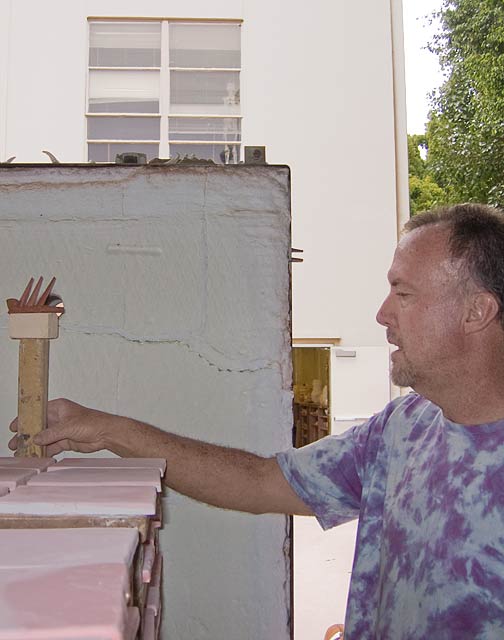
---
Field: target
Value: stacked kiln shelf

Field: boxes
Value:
[0,456,166,640]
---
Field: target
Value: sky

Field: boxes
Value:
[402,0,444,134]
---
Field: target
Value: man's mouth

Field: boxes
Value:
[387,333,401,349]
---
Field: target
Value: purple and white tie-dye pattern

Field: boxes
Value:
[277,394,504,639]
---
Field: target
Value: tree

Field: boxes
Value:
[408,134,448,214]
[426,0,504,206]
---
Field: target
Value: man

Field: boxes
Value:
[10,203,504,638]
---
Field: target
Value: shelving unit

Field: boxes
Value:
[294,402,329,448]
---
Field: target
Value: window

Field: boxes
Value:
[87,20,241,163]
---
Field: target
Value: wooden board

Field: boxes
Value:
[15,339,49,457]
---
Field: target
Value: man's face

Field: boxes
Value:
[376,225,469,394]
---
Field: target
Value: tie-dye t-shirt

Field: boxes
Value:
[277,393,504,639]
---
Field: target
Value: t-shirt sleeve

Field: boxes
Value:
[276,403,397,530]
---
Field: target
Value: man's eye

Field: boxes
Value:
[396,292,409,298]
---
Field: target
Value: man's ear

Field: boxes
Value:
[464,291,501,334]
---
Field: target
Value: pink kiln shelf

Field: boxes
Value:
[0,458,55,473]
[27,468,162,492]
[141,607,161,640]
[0,469,36,492]
[51,457,166,475]
[0,485,157,516]
[0,528,139,570]
[0,564,138,639]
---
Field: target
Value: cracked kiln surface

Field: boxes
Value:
[0,165,293,640]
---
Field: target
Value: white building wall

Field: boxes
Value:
[0,0,406,347]
[243,0,401,345]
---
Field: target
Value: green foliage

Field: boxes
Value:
[409,174,448,214]
[408,134,427,179]
[426,0,504,205]
[407,134,448,214]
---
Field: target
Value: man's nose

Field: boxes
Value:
[376,294,391,327]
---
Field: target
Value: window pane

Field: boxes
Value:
[170,142,240,164]
[89,22,161,67]
[89,69,159,113]
[89,100,159,114]
[88,117,160,140]
[170,71,239,111]
[88,142,159,162]
[169,23,240,68]
[169,117,240,142]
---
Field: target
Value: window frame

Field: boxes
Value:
[86,18,242,163]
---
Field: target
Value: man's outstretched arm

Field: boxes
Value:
[9,398,313,517]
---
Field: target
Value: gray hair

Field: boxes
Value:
[405,203,504,327]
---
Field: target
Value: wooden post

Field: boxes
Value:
[6,277,63,458]
[16,339,49,457]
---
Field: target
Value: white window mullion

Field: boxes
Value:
[159,20,170,158]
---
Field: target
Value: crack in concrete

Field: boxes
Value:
[0,315,285,376]
[282,516,293,635]
[59,324,276,375]
[0,217,143,223]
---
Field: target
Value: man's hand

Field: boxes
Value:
[9,398,112,457]
[9,398,313,518]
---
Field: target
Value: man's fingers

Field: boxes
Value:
[8,433,64,455]
[9,430,66,454]
[45,442,68,457]
[9,418,18,433]
[33,428,63,447]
